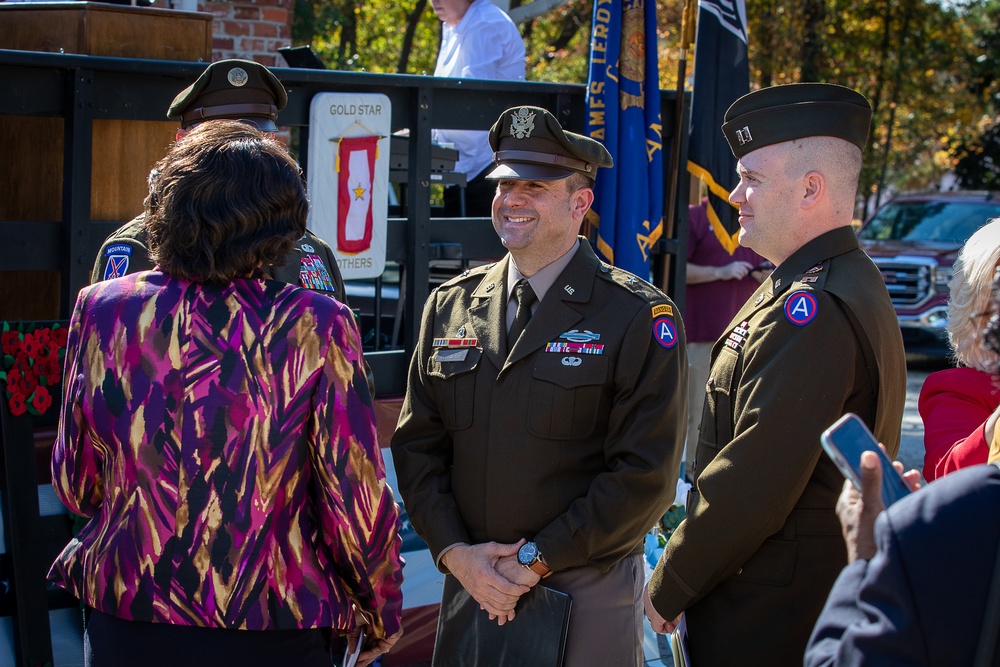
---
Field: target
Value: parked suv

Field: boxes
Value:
[857,191,1000,356]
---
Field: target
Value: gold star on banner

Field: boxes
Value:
[353,183,366,200]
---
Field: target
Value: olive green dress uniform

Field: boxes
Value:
[646,226,906,665]
[392,239,686,571]
[91,216,348,302]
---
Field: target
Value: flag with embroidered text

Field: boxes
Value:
[585,0,663,279]
[337,135,378,254]
[687,0,749,255]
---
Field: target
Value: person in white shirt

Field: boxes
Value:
[431,0,526,216]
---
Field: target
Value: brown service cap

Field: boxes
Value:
[722,83,872,158]
[485,106,613,181]
[167,59,288,132]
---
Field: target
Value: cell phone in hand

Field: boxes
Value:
[820,413,911,507]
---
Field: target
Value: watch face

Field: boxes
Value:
[517,542,539,565]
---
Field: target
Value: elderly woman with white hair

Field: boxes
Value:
[919,217,1000,480]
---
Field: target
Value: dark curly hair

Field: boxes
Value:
[145,120,308,283]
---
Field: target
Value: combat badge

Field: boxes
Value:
[103,244,132,281]
[784,291,819,326]
[652,317,678,349]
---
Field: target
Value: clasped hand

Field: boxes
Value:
[441,539,539,626]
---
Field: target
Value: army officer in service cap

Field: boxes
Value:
[644,83,907,665]
[391,106,687,666]
[91,59,348,308]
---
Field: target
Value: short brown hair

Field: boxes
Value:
[565,172,595,192]
[145,120,308,282]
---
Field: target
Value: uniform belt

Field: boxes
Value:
[781,508,842,538]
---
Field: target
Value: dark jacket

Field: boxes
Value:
[91,215,347,303]
[647,226,907,665]
[807,463,1000,666]
[391,239,688,572]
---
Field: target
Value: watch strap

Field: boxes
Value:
[528,559,552,578]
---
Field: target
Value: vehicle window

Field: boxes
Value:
[858,201,1000,244]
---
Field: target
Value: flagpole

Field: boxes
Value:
[660,0,697,294]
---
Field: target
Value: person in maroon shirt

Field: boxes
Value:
[683,196,768,479]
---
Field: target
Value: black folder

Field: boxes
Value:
[431,575,572,667]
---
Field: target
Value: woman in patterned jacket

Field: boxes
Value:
[48,121,403,666]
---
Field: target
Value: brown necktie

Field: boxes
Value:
[507,279,537,353]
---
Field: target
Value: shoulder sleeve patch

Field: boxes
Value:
[652,316,679,348]
[784,290,819,326]
[652,303,673,318]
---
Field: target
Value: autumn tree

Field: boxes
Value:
[291,0,995,205]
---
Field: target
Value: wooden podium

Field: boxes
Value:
[0,2,212,320]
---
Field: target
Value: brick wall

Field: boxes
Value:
[200,0,293,67]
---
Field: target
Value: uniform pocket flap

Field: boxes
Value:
[427,346,483,380]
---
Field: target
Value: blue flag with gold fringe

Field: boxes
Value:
[687,0,749,255]
[585,0,663,278]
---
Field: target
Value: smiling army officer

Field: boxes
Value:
[91,60,347,305]
[644,83,907,665]
[391,106,687,666]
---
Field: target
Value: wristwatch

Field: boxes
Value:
[517,541,552,578]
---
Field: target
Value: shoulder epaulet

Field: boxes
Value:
[102,215,148,245]
[439,263,494,289]
[791,261,830,290]
[599,263,670,303]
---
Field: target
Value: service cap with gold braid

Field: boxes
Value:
[722,83,872,158]
[485,106,613,181]
[167,59,288,132]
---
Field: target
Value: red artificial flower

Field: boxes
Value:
[34,328,51,348]
[6,368,23,388]
[39,359,60,385]
[14,351,31,371]
[21,370,38,393]
[1,330,19,355]
[31,385,53,414]
[9,392,27,416]
[22,332,39,357]
[51,327,69,347]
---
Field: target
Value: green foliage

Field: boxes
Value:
[954,118,1000,189]
[293,0,999,202]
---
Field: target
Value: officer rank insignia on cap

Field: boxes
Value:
[510,108,535,138]
[722,83,872,159]
[227,67,249,87]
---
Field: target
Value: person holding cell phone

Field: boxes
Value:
[806,273,1000,665]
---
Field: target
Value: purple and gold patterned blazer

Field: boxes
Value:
[48,271,403,639]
